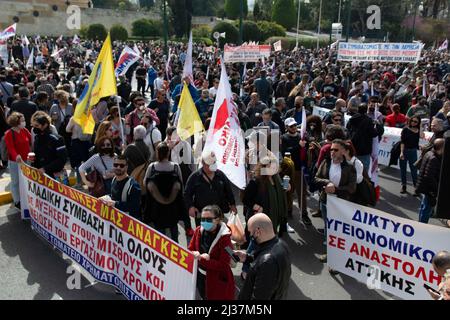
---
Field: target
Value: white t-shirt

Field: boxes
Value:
[329,162,342,187]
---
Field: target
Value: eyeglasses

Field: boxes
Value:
[113,163,126,168]
[200,217,216,222]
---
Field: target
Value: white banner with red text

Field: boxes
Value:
[327,196,450,300]
[224,44,271,63]
[19,164,197,300]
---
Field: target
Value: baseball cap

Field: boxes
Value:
[284,118,297,127]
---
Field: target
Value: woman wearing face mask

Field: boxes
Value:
[78,137,116,196]
[31,111,67,178]
[4,112,31,209]
[107,106,129,153]
[399,116,424,195]
[188,205,235,300]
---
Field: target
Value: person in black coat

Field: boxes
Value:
[416,138,444,224]
[31,112,67,178]
[346,104,380,172]
[235,213,291,300]
[9,87,38,131]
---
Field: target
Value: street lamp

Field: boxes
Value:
[295,0,310,49]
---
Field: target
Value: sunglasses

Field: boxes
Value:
[200,217,216,222]
[113,163,126,168]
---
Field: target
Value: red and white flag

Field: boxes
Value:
[203,59,246,189]
[182,31,194,84]
[0,23,16,40]
[115,46,141,77]
[438,39,448,51]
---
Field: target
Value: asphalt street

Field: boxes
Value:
[0,165,447,300]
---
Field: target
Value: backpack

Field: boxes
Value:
[112,177,133,202]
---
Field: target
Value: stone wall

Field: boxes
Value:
[0,0,159,37]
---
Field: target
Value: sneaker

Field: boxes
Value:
[400,185,407,194]
[302,214,312,226]
[328,267,340,275]
[318,254,327,263]
[286,223,295,233]
[312,210,322,218]
[185,228,194,237]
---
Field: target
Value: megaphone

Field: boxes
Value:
[219,32,226,38]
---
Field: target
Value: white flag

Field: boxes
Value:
[182,31,194,84]
[204,59,246,189]
[133,43,141,56]
[22,35,30,47]
[73,34,80,45]
[165,47,172,80]
[57,35,63,43]
[115,46,141,77]
[26,48,34,69]
[240,63,247,97]
[51,47,65,59]
[273,40,282,52]
[300,106,307,140]
[422,79,427,97]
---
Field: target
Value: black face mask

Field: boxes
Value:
[34,127,46,135]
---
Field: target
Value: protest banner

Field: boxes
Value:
[0,40,8,66]
[224,43,271,63]
[377,126,432,168]
[19,164,197,300]
[337,42,423,64]
[312,106,350,125]
[327,196,450,300]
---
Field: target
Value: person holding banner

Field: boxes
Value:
[31,111,67,178]
[188,205,235,300]
[4,112,31,209]
[314,139,356,264]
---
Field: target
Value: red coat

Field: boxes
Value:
[188,223,235,300]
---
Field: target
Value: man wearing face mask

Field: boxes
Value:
[322,98,347,127]
[125,95,159,144]
[234,213,291,300]
[101,154,141,220]
[407,95,430,120]
[184,151,237,227]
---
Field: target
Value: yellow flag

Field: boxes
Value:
[177,83,204,140]
[73,34,117,134]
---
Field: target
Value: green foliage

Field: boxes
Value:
[272,0,296,30]
[86,24,108,40]
[192,26,213,39]
[139,0,155,9]
[93,0,136,10]
[211,22,239,46]
[193,37,214,46]
[225,0,248,20]
[192,0,221,16]
[257,21,286,41]
[236,20,261,42]
[110,24,129,42]
[132,19,162,37]
[168,0,190,38]
[79,26,89,39]
[267,36,329,50]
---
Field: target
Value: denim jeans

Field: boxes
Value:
[357,155,371,173]
[419,194,433,224]
[320,200,328,239]
[400,148,418,186]
[8,160,20,204]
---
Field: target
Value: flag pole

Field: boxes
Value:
[117,100,127,150]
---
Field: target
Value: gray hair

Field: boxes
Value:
[133,125,147,140]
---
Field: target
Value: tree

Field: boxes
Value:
[110,24,129,41]
[139,0,155,9]
[168,0,190,38]
[212,22,239,46]
[257,21,286,41]
[132,19,161,37]
[236,21,261,42]
[225,0,248,20]
[253,2,262,21]
[272,0,296,30]
[86,24,108,40]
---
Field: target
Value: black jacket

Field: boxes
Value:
[184,168,235,215]
[33,130,67,177]
[346,113,379,156]
[416,150,442,204]
[10,99,38,130]
[238,237,291,300]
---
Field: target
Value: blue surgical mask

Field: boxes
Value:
[201,221,215,231]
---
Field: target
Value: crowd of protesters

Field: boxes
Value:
[0,34,449,300]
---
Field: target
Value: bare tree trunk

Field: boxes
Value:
[432,0,441,18]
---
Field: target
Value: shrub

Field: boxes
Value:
[192,26,213,39]
[193,37,213,46]
[238,20,261,42]
[132,19,161,37]
[86,24,108,40]
[257,21,286,41]
[211,21,239,46]
[266,36,329,50]
[110,24,128,42]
